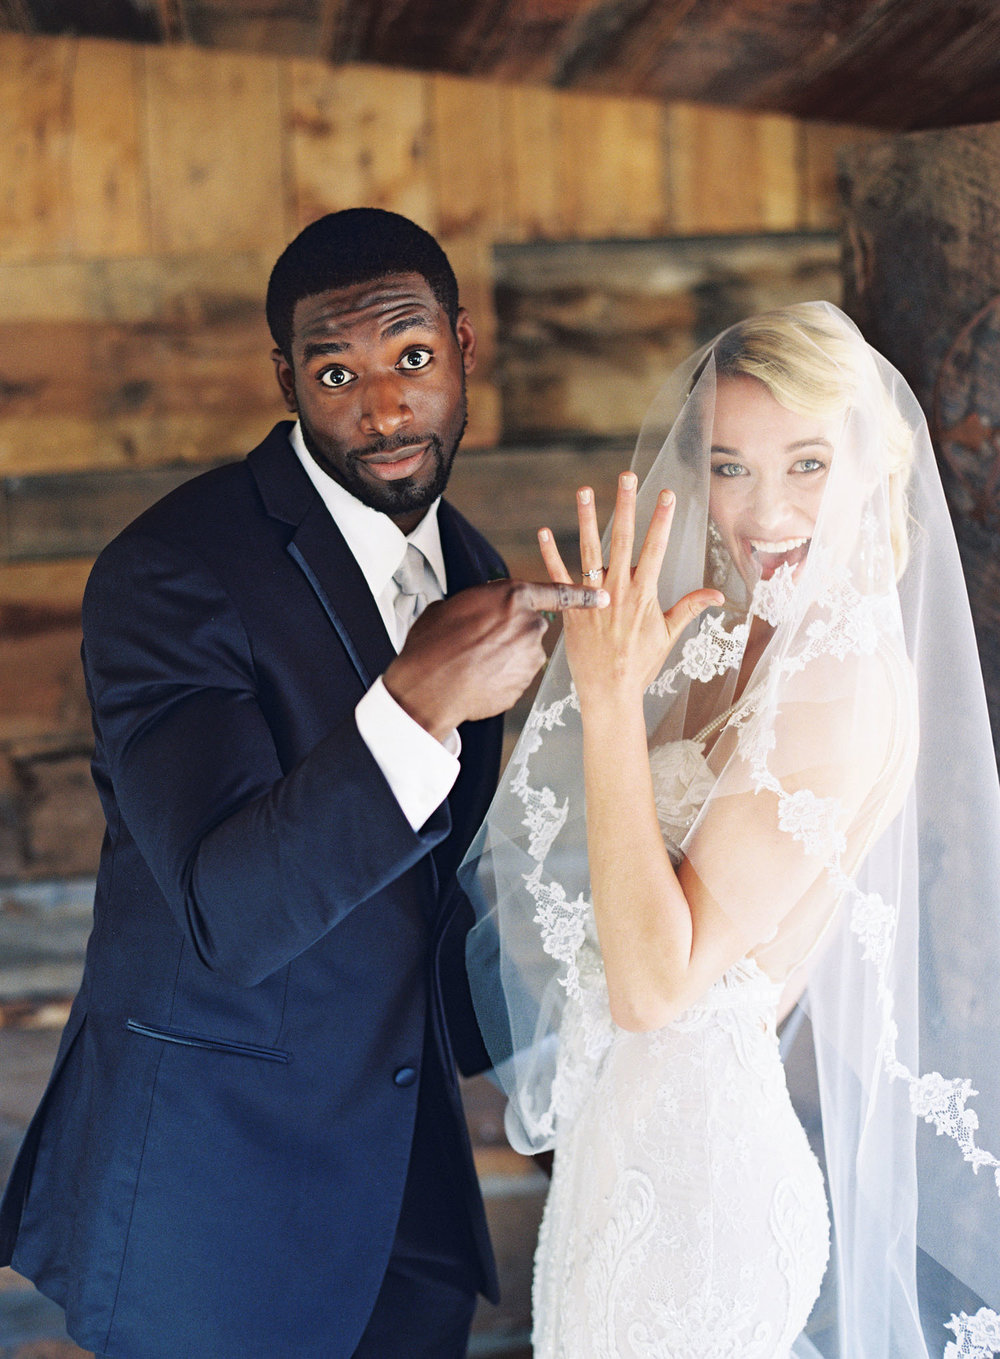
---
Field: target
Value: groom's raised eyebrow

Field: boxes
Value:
[301,339,350,360]
[381,313,435,339]
[300,315,435,363]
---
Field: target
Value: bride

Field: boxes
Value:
[462,303,1000,1358]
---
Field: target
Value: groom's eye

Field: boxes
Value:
[318,365,356,388]
[397,348,433,372]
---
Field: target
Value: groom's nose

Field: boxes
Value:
[358,373,414,438]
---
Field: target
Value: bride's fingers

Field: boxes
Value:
[633,489,676,593]
[537,527,574,585]
[662,587,725,641]
[576,488,604,578]
[604,472,637,591]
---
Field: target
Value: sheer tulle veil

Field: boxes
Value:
[460,302,1000,1357]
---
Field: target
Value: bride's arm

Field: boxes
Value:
[539,472,739,1031]
[577,662,748,1030]
[539,473,893,1032]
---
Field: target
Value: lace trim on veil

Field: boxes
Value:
[506,562,1000,1343]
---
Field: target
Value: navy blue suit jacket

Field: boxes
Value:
[0,424,504,1357]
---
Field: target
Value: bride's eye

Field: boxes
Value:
[711,461,746,478]
[794,457,826,473]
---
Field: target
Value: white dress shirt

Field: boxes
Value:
[290,423,461,830]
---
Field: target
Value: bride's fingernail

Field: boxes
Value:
[538,528,551,543]
[659,490,675,507]
[621,473,637,490]
[578,488,592,505]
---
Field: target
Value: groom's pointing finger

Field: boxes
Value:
[521,581,610,612]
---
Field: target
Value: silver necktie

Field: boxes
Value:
[392,542,433,643]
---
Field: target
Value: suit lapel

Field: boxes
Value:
[247,424,395,690]
[248,429,503,898]
[436,501,506,891]
[438,499,500,598]
[287,504,396,689]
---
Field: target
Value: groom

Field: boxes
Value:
[0,209,603,1358]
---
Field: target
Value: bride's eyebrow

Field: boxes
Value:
[787,437,834,452]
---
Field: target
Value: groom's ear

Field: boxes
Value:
[455,308,477,376]
[272,349,298,413]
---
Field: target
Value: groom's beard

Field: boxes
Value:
[297,391,468,520]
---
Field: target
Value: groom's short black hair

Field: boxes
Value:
[266,209,460,359]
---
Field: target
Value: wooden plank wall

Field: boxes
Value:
[0,31,866,888]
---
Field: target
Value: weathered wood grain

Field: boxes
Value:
[0,34,149,264]
[799,123,882,232]
[182,0,321,56]
[0,462,227,559]
[0,559,92,609]
[430,73,509,240]
[667,104,800,234]
[142,44,287,255]
[558,90,668,239]
[0,310,279,476]
[19,751,103,879]
[841,125,1000,757]
[448,445,628,561]
[549,0,698,93]
[496,84,564,242]
[5,0,161,43]
[0,250,274,323]
[450,233,498,361]
[66,38,149,258]
[492,234,841,441]
[0,410,276,477]
[9,0,1000,130]
[0,34,74,264]
[0,622,88,745]
[289,61,433,230]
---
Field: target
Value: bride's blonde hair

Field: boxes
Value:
[711,305,915,577]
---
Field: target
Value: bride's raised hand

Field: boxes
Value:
[538,471,723,705]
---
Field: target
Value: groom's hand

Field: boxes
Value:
[383,579,608,741]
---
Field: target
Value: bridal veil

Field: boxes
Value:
[461,302,1000,1357]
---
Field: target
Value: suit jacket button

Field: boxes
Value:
[393,1066,417,1087]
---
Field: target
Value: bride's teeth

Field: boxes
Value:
[750,537,808,553]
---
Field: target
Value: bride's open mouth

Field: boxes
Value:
[749,537,811,579]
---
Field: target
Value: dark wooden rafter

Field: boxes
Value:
[553,0,702,92]
[4,1,1000,140]
[14,0,162,41]
[178,0,323,55]
[153,0,187,42]
[742,0,1000,126]
[0,0,35,32]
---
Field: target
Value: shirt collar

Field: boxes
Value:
[290,421,447,598]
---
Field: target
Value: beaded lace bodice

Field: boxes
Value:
[532,740,830,1359]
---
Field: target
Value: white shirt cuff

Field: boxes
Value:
[355,677,461,831]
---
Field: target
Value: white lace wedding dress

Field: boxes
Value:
[531,741,830,1359]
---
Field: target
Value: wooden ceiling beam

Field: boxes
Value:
[744,0,1000,127]
[550,0,698,90]
[0,0,35,33]
[13,0,162,40]
[3,0,1000,130]
[153,0,187,42]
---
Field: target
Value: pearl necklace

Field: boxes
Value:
[692,688,760,747]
